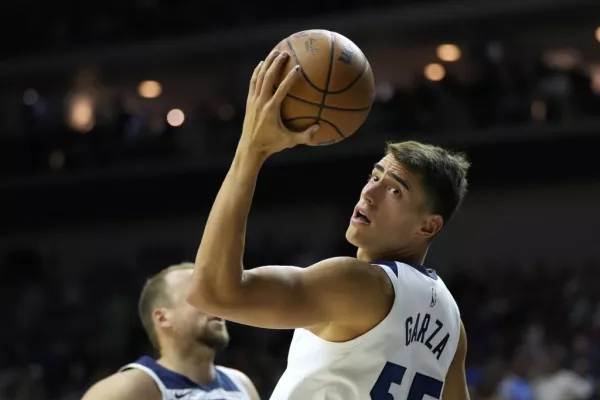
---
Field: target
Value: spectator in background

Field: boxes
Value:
[497,351,535,400]
[533,345,594,400]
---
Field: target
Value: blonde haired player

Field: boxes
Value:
[83,263,259,400]
[188,50,471,399]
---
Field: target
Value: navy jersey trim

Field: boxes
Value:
[128,356,241,392]
[373,260,438,281]
[374,261,399,277]
[409,263,438,281]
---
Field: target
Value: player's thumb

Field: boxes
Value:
[297,124,320,145]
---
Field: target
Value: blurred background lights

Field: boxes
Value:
[375,82,395,103]
[67,93,95,133]
[436,44,461,62]
[424,63,446,81]
[23,89,39,106]
[590,65,600,94]
[543,49,580,70]
[138,80,162,99]
[167,109,185,127]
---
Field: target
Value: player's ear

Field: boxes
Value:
[153,308,172,329]
[417,214,443,239]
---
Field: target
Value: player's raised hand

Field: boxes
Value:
[239,50,320,157]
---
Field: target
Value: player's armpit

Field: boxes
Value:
[441,321,470,400]
[81,370,161,400]
[190,256,393,330]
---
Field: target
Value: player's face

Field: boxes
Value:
[162,269,230,350]
[345,155,436,259]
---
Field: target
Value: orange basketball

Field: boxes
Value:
[273,30,375,146]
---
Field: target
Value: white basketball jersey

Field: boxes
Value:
[270,261,461,400]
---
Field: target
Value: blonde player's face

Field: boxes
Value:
[161,269,230,350]
[346,155,433,257]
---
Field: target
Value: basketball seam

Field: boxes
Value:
[281,117,346,139]
[319,118,346,138]
[284,92,371,112]
[327,58,368,95]
[316,31,336,125]
[286,38,326,93]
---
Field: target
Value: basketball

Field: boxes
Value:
[273,30,375,146]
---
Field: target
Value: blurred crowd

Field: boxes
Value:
[4,0,447,60]
[3,40,600,179]
[1,241,598,400]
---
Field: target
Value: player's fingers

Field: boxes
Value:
[261,52,289,100]
[272,65,301,105]
[255,50,280,97]
[248,61,264,98]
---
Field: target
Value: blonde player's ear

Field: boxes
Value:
[417,214,443,239]
[153,308,172,329]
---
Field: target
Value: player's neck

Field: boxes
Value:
[157,345,217,385]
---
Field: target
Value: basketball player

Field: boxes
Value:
[82,263,260,400]
[188,49,471,399]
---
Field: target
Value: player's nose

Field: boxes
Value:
[361,183,378,205]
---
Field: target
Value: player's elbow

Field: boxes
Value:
[187,293,238,317]
[186,284,221,312]
[187,262,245,313]
[186,278,238,314]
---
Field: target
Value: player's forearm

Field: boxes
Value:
[191,146,266,306]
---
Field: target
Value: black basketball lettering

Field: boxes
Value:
[405,316,413,346]
[410,313,421,344]
[304,38,318,56]
[425,320,443,350]
[416,313,430,344]
[432,333,450,360]
[338,43,355,65]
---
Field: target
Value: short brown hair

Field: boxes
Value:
[138,262,195,350]
[386,141,470,224]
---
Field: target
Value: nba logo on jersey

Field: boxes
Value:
[430,286,437,307]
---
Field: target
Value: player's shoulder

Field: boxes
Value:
[309,257,394,293]
[319,256,394,276]
[216,366,259,399]
[310,256,384,275]
[82,369,161,400]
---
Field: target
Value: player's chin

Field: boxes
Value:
[211,332,230,349]
[198,333,230,350]
[345,225,367,247]
[207,321,227,334]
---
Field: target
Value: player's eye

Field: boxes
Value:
[368,174,380,182]
[390,187,401,196]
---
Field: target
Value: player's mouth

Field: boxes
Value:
[351,207,371,225]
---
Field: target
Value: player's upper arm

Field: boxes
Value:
[189,256,393,330]
[442,321,470,400]
[81,369,161,400]
[221,367,261,400]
